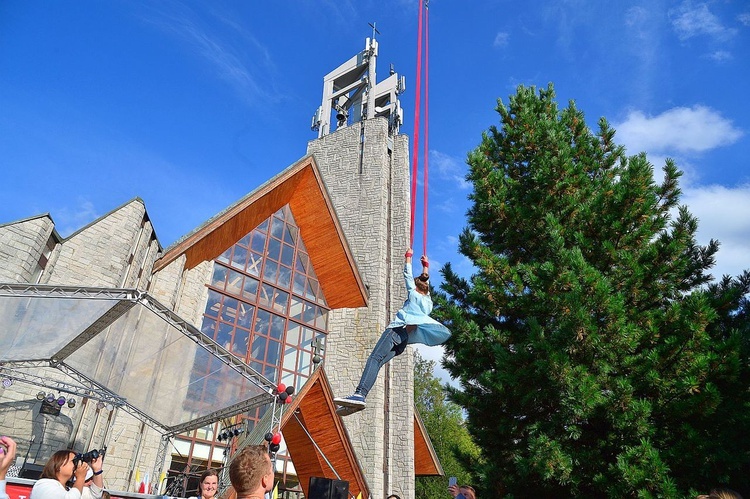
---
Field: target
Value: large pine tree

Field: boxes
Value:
[435,84,750,497]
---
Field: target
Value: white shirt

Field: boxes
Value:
[30,478,103,499]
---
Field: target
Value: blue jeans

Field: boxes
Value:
[355,326,408,398]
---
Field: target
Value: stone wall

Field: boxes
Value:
[46,200,150,287]
[307,118,415,499]
[0,199,166,492]
[0,215,55,283]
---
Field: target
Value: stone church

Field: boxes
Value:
[0,38,441,499]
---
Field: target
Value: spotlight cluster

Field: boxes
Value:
[37,391,76,408]
[217,427,243,442]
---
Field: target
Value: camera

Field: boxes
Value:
[73,447,106,466]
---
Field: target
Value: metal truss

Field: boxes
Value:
[0,282,140,300]
[139,294,278,394]
[0,360,126,406]
[154,436,170,490]
[162,391,272,438]
[0,282,281,481]
[54,299,138,361]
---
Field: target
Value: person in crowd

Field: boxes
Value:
[0,436,18,499]
[449,483,476,499]
[387,495,402,499]
[189,469,219,499]
[697,489,743,499]
[228,445,274,499]
[334,249,451,412]
[30,449,104,499]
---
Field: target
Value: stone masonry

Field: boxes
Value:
[0,199,164,491]
[307,117,415,499]
[0,215,56,283]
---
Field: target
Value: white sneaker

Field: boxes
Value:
[334,393,366,409]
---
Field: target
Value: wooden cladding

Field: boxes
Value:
[154,156,367,309]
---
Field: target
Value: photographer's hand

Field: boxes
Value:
[0,436,17,480]
[73,461,89,492]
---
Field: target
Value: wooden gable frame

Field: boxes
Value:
[274,368,443,498]
[278,367,370,498]
[414,408,444,476]
[154,155,367,309]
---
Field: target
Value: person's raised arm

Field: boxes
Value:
[72,461,89,495]
[0,436,16,480]
[0,436,17,499]
[87,454,104,498]
[404,249,416,291]
[420,255,429,277]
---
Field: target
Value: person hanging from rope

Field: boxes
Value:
[334,248,451,414]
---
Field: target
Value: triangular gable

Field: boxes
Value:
[64,197,159,247]
[279,367,370,498]
[154,155,366,309]
[414,407,444,477]
[0,212,52,229]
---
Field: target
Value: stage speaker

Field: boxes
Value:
[308,476,349,499]
[19,463,44,479]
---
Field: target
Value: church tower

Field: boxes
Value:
[306,37,416,498]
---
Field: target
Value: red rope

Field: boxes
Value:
[422,3,429,256]
[410,0,424,248]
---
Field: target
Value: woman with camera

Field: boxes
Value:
[30,450,104,499]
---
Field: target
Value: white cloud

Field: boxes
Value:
[430,150,471,190]
[683,184,750,280]
[139,3,274,105]
[54,199,100,238]
[738,12,750,26]
[669,1,737,41]
[709,50,732,62]
[493,31,510,48]
[614,106,743,155]
[414,344,460,388]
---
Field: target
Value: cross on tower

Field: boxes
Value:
[368,22,380,40]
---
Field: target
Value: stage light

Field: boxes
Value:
[67,398,76,408]
[96,401,106,410]
[37,391,46,400]
[1,378,12,388]
[56,396,66,406]
[46,393,55,403]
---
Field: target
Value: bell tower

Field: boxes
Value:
[306,37,416,499]
[311,37,406,139]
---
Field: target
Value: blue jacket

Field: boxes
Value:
[387,263,451,346]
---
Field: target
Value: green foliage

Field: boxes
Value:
[413,352,480,499]
[433,83,750,497]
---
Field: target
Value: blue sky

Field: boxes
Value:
[2,1,748,380]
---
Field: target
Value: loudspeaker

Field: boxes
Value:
[308,476,349,499]
[19,463,44,479]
